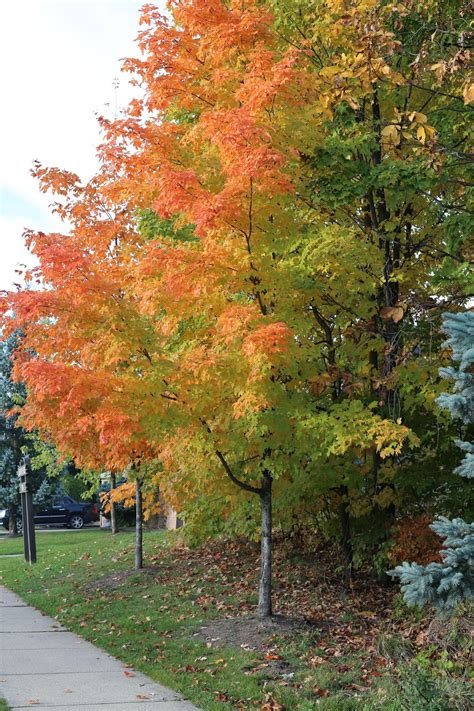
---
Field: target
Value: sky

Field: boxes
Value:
[0,0,164,291]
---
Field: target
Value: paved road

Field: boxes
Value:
[0,586,199,710]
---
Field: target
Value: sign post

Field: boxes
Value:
[18,456,36,564]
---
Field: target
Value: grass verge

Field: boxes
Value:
[0,529,472,710]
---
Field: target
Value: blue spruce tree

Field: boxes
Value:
[389,311,474,610]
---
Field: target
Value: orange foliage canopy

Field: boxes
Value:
[1,0,420,520]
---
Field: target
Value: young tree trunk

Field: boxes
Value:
[311,306,355,582]
[110,471,118,535]
[212,446,273,618]
[135,478,143,571]
[258,471,272,619]
[339,485,353,583]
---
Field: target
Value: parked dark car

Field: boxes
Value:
[0,496,99,534]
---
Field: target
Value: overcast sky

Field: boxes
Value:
[0,0,162,291]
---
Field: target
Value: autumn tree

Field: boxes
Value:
[1,0,471,617]
[91,0,421,608]
[0,165,159,563]
[263,0,473,554]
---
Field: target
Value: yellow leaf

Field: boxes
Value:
[463,83,474,105]
[416,125,426,144]
[381,124,400,146]
[414,112,427,124]
[380,306,404,323]
[319,66,341,78]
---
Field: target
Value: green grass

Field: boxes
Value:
[0,527,102,555]
[0,530,294,709]
[2,529,470,710]
[0,700,10,711]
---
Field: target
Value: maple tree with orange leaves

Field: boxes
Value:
[1,0,471,617]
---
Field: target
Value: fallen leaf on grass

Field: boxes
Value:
[310,656,326,666]
[348,683,371,692]
[314,687,330,697]
[261,696,284,710]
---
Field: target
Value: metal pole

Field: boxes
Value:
[20,489,28,560]
[18,456,36,564]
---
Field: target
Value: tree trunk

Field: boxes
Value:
[258,471,272,619]
[135,478,143,571]
[339,485,353,582]
[110,471,118,535]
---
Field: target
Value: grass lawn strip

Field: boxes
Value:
[0,531,282,710]
[0,530,471,710]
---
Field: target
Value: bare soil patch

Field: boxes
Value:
[194,613,321,651]
[84,566,156,592]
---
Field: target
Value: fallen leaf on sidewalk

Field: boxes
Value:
[124,670,135,677]
[136,694,149,700]
[27,700,40,705]
[64,688,73,693]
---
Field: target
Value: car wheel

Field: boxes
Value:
[68,514,84,530]
[16,519,23,535]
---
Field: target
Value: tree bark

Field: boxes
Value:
[211,438,274,619]
[110,471,118,535]
[258,471,272,619]
[311,306,355,580]
[135,478,143,571]
[339,485,353,583]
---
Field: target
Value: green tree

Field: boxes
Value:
[390,312,474,610]
[0,333,26,533]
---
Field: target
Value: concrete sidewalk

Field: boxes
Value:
[0,587,199,710]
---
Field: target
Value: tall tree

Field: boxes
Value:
[0,334,26,534]
[390,311,474,610]
[97,0,418,606]
[264,0,473,551]
[1,0,471,616]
